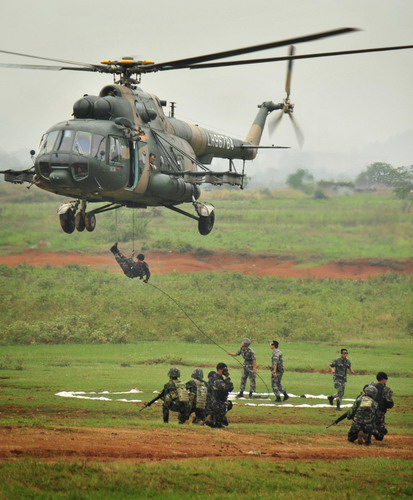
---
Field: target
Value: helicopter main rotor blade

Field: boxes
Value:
[143,27,358,72]
[187,44,413,69]
[285,46,295,98]
[0,62,97,72]
[0,49,99,69]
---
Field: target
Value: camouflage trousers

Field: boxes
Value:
[190,407,206,424]
[162,401,191,424]
[348,420,375,444]
[206,401,231,428]
[332,378,346,402]
[240,364,256,393]
[374,410,388,441]
[112,251,136,279]
[271,372,286,397]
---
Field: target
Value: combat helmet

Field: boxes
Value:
[191,368,204,380]
[364,385,378,399]
[168,367,180,378]
[242,337,251,346]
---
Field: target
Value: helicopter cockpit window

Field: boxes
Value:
[38,130,59,155]
[56,129,74,151]
[91,134,106,158]
[73,131,92,155]
[109,136,129,165]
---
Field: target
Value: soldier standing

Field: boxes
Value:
[158,367,191,424]
[369,371,394,440]
[228,337,257,398]
[110,243,150,282]
[206,363,234,428]
[270,340,289,402]
[186,368,208,424]
[347,385,378,445]
[328,348,355,411]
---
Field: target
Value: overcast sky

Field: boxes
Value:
[0,0,412,181]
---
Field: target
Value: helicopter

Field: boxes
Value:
[1,28,412,235]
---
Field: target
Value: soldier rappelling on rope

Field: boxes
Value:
[110,242,151,282]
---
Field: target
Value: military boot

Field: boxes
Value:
[336,400,341,411]
[248,391,253,398]
[327,395,334,405]
[283,392,289,401]
[357,431,365,445]
[236,391,244,398]
[275,396,282,402]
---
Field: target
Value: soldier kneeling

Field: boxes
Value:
[206,363,234,429]
[347,385,378,446]
[160,367,191,424]
[186,368,209,424]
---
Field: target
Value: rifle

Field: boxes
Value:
[139,393,162,412]
[326,410,350,428]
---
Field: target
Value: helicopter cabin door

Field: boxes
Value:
[126,141,139,190]
[135,142,151,194]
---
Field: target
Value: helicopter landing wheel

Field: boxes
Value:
[85,212,96,232]
[59,209,76,234]
[198,212,215,235]
[75,212,86,232]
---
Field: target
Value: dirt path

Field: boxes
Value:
[1,250,412,279]
[0,426,411,463]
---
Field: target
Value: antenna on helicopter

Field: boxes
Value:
[169,102,176,118]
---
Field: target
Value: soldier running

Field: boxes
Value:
[327,348,355,411]
[228,337,257,398]
[110,242,150,282]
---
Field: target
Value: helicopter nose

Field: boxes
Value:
[38,153,89,187]
[49,169,74,186]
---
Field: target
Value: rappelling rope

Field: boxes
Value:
[132,209,135,255]
[146,281,271,393]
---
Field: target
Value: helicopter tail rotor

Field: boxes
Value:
[268,45,304,148]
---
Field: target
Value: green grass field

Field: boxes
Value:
[0,342,412,499]
[1,186,412,263]
[0,187,412,498]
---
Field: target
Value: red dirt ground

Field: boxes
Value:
[1,249,412,279]
[1,425,412,463]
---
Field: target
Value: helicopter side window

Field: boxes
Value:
[38,130,59,155]
[109,136,121,163]
[73,131,92,155]
[91,134,106,158]
[109,136,129,165]
[56,129,74,151]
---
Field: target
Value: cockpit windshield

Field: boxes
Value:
[38,129,106,158]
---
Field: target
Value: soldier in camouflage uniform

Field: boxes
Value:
[110,242,151,282]
[347,385,378,445]
[369,371,394,440]
[158,367,191,424]
[186,368,208,424]
[206,363,234,428]
[328,348,355,411]
[270,340,289,402]
[228,338,257,398]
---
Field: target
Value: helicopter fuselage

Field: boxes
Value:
[32,84,265,209]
